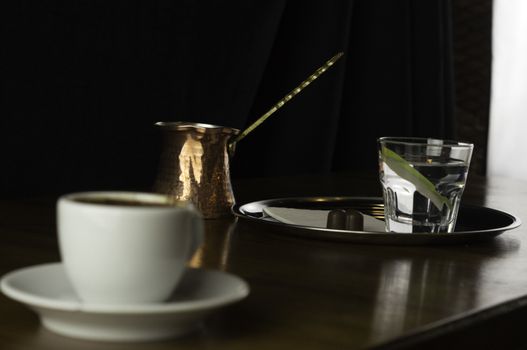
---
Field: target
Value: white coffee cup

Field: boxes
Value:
[57,191,203,305]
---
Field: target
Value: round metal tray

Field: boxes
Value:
[232,197,521,245]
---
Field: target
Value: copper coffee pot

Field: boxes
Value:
[153,122,239,218]
[153,52,343,218]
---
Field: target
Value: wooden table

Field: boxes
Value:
[1,172,527,349]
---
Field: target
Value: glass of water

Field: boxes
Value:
[378,137,473,233]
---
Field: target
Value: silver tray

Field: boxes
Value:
[232,197,521,245]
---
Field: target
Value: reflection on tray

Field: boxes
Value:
[262,207,385,231]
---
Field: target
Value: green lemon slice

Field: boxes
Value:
[381,146,452,211]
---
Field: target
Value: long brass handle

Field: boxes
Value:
[228,52,344,156]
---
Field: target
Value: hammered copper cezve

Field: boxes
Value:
[152,54,344,218]
[153,122,240,219]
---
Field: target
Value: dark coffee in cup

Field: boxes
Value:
[73,197,174,207]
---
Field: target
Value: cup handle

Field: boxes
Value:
[187,208,204,260]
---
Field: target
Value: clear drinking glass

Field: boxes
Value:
[378,137,473,233]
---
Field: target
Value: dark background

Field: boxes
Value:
[0,0,491,195]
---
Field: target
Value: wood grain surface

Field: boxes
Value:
[1,172,527,349]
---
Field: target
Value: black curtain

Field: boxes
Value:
[1,0,455,194]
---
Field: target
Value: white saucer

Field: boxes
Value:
[0,263,249,342]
